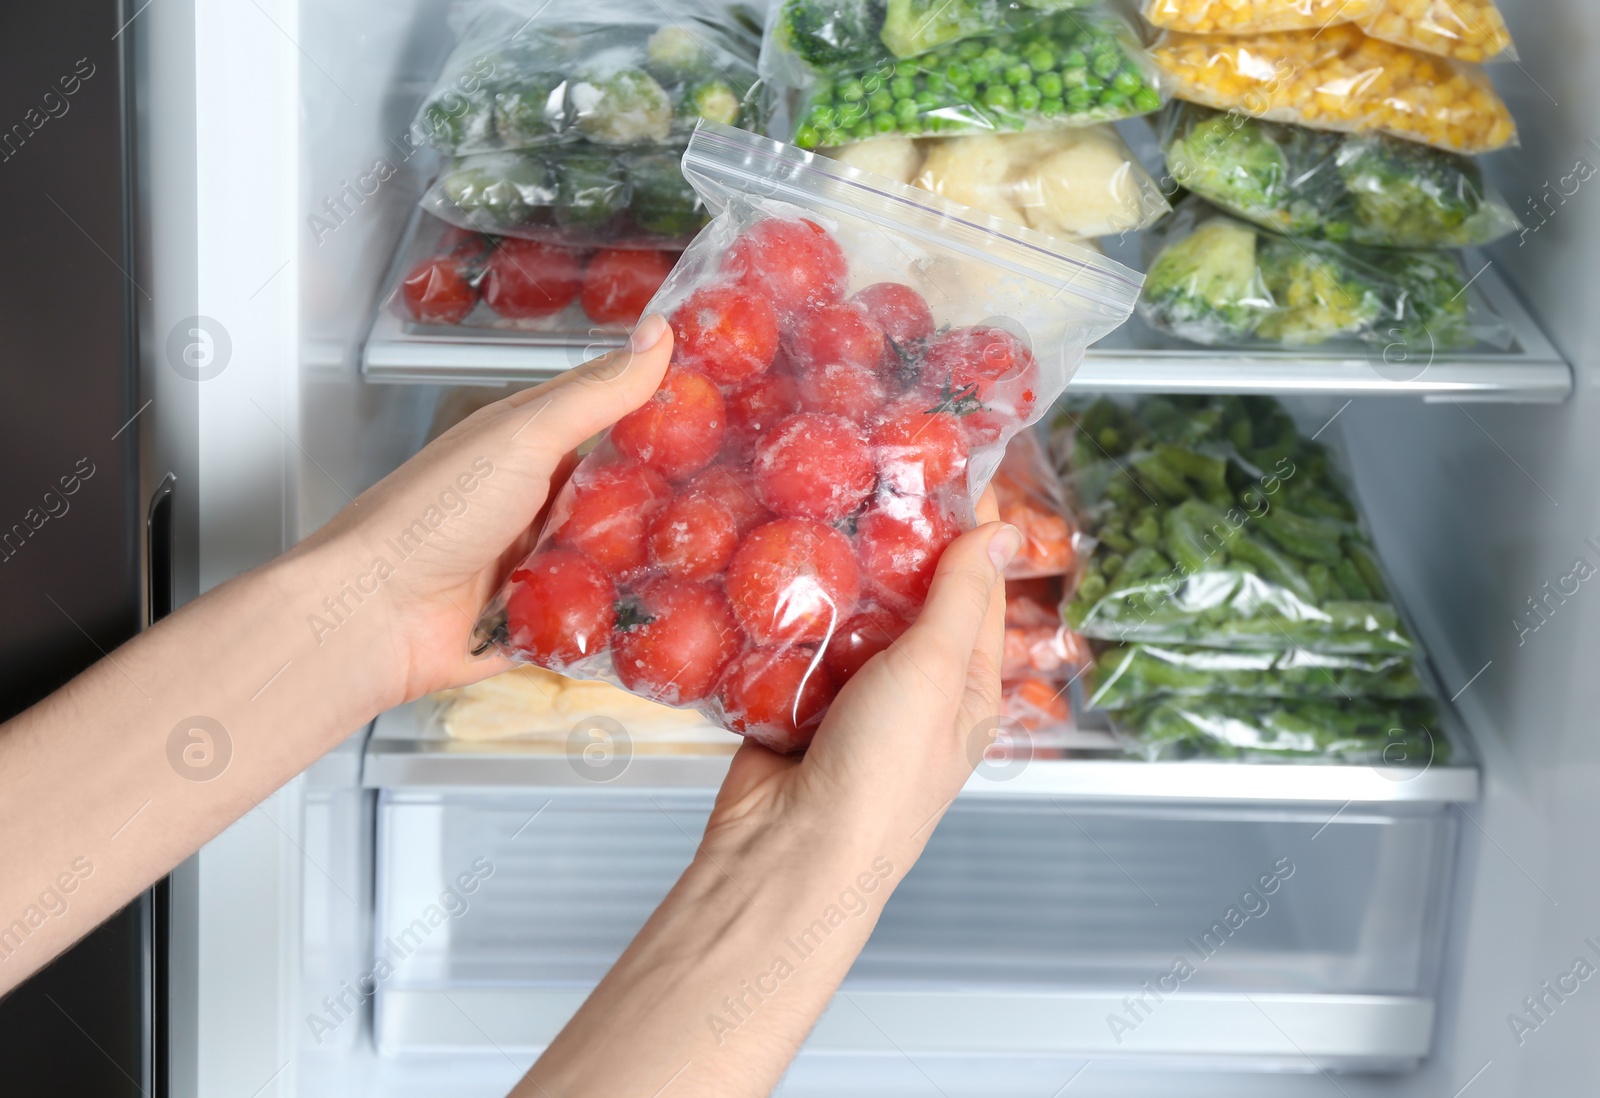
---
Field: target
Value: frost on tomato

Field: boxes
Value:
[581,248,676,326]
[753,413,875,522]
[613,578,742,705]
[850,282,934,366]
[504,549,616,667]
[724,371,800,457]
[723,218,847,316]
[611,368,726,480]
[918,325,1040,447]
[717,646,836,754]
[670,284,779,386]
[682,464,771,535]
[786,302,885,376]
[648,491,739,581]
[482,239,583,319]
[551,460,671,578]
[870,405,968,494]
[823,606,911,683]
[795,360,888,424]
[855,495,959,614]
[402,256,477,325]
[725,518,860,645]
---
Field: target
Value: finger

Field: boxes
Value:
[975,484,999,525]
[891,522,1021,683]
[498,315,673,459]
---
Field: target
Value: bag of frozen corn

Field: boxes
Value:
[1143,0,1515,62]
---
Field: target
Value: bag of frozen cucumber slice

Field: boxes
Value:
[412,0,760,155]
[1053,394,1414,654]
[1110,694,1446,764]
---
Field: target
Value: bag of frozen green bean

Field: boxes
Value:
[1111,694,1443,764]
[1088,643,1423,708]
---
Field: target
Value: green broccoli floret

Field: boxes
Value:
[679,77,743,125]
[571,68,673,145]
[1141,218,1270,344]
[420,87,495,151]
[780,0,887,70]
[1255,238,1380,345]
[1366,249,1473,349]
[1338,135,1511,248]
[645,26,709,83]
[1166,112,1288,225]
[492,73,566,149]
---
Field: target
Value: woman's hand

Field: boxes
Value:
[301,316,673,710]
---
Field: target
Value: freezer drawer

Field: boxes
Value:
[369,790,1456,1071]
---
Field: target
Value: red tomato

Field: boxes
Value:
[504,549,616,667]
[723,218,848,315]
[786,302,885,375]
[611,368,726,480]
[401,256,477,325]
[752,413,876,522]
[795,359,889,424]
[869,405,969,494]
[438,226,491,256]
[613,578,743,705]
[855,495,960,614]
[551,460,671,577]
[482,239,584,319]
[717,646,836,754]
[725,518,860,644]
[647,491,740,581]
[724,371,801,456]
[823,606,912,683]
[850,282,935,360]
[670,284,780,386]
[682,464,770,535]
[581,248,675,326]
[918,325,1039,446]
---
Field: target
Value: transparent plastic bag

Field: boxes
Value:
[763,6,1167,150]
[1150,24,1516,154]
[994,430,1083,579]
[1142,0,1383,35]
[1053,394,1414,655]
[411,0,759,156]
[1087,643,1423,708]
[1160,103,1519,248]
[422,145,711,247]
[1111,695,1444,763]
[1139,199,1513,349]
[1142,0,1514,61]
[472,123,1141,754]
[1002,578,1089,679]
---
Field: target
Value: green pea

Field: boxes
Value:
[1134,87,1161,112]
[872,112,896,133]
[1015,84,1041,111]
[795,124,821,149]
[839,79,866,102]
[968,59,992,83]
[1024,47,1055,72]
[1101,91,1129,112]
[1061,50,1086,69]
[1112,70,1141,94]
[869,88,894,113]
[945,61,971,85]
[1004,64,1032,86]
[981,46,1004,65]
[1040,95,1065,116]
[851,121,874,139]
[895,97,919,124]
[895,59,918,78]
[925,72,948,93]
[839,101,867,125]
[818,127,844,146]
[861,74,885,95]
[890,75,916,99]
[957,39,984,60]
[1083,73,1106,92]
[1091,51,1120,78]
[1037,70,1063,98]
[983,83,1015,111]
[1063,67,1089,89]
[1066,87,1092,110]
[914,89,941,110]
[875,57,897,77]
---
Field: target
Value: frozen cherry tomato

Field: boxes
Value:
[613,578,743,705]
[850,282,935,359]
[401,256,477,325]
[482,239,583,319]
[670,284,779,386]
[717,646,836,754]
[682,464,770,535]
[786,302,885,375]
[870,405,969,494]
[611,368,726,480]
[581,248,675,326]
[724,218,847,315]
[823,606,912,683]
[795,360,889,424]
[648,491,740,581]
[552,460,671,577]
[504,549,616,667]
[753,413,876,522]
[855,495,959,613]
[919,325,1039,446]
[724,371,801,456]
[725,518,860,644]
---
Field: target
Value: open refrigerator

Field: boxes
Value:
[127,0,1600,1094]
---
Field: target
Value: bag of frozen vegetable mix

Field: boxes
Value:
[1139,199,1513,349]
[1109,695,1445,763]
[471,123,1141,754]
[412,0,759,156]
[762,5,1166,150]
[1053,393,1414,655]
[1149,24,1516,154]
[1087,643,1424,709]
[1160,103,1519,248]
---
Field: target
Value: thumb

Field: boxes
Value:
[891,521,1020,683]
[502,314,674,460]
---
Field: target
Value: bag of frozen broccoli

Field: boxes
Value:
[1138,199,1513,349]
[1110,694,1444,763]
[411,0,759,156]
[1052,393,1415,655]
[1142,0,1514,62]
[761,5,1166,150]
[1159,103,1519,248]
[1087,642,1424,708]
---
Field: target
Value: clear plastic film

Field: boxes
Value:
[994,429,1085,579]
[1111,695,1445,762]
[1052,393,1415,655]
[1138,198,1513,349]
[1143,0,1515,62]
[472,123,1141,754]
[1087,642,1423,708]
[1159,102,1519,248]
[1149,24,1517,154]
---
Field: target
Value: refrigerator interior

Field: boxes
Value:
[146,0,1600,1093]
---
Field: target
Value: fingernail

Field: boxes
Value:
[628,313,669,353]
[988,525,1022,573]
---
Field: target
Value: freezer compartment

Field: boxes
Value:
[370,790,1456,1069]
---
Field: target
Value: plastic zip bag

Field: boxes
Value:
[1087,643,1423,708]
[1139,199,1513,349]
[763,6,1166,150]
[994,429,1083,579]
[1149,24,1516,154]
[1143,0,1515,62]
[1053,394,1414,654]
[1111,695,1444,762]
[473,122,1141,754]
[412,0,760,156]
[1002,578,1089,680]
[1143,0,1383,35]
[1160,103,1519,248]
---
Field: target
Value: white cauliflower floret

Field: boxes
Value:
[827,136,923,185]
[913,135,1027,225]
